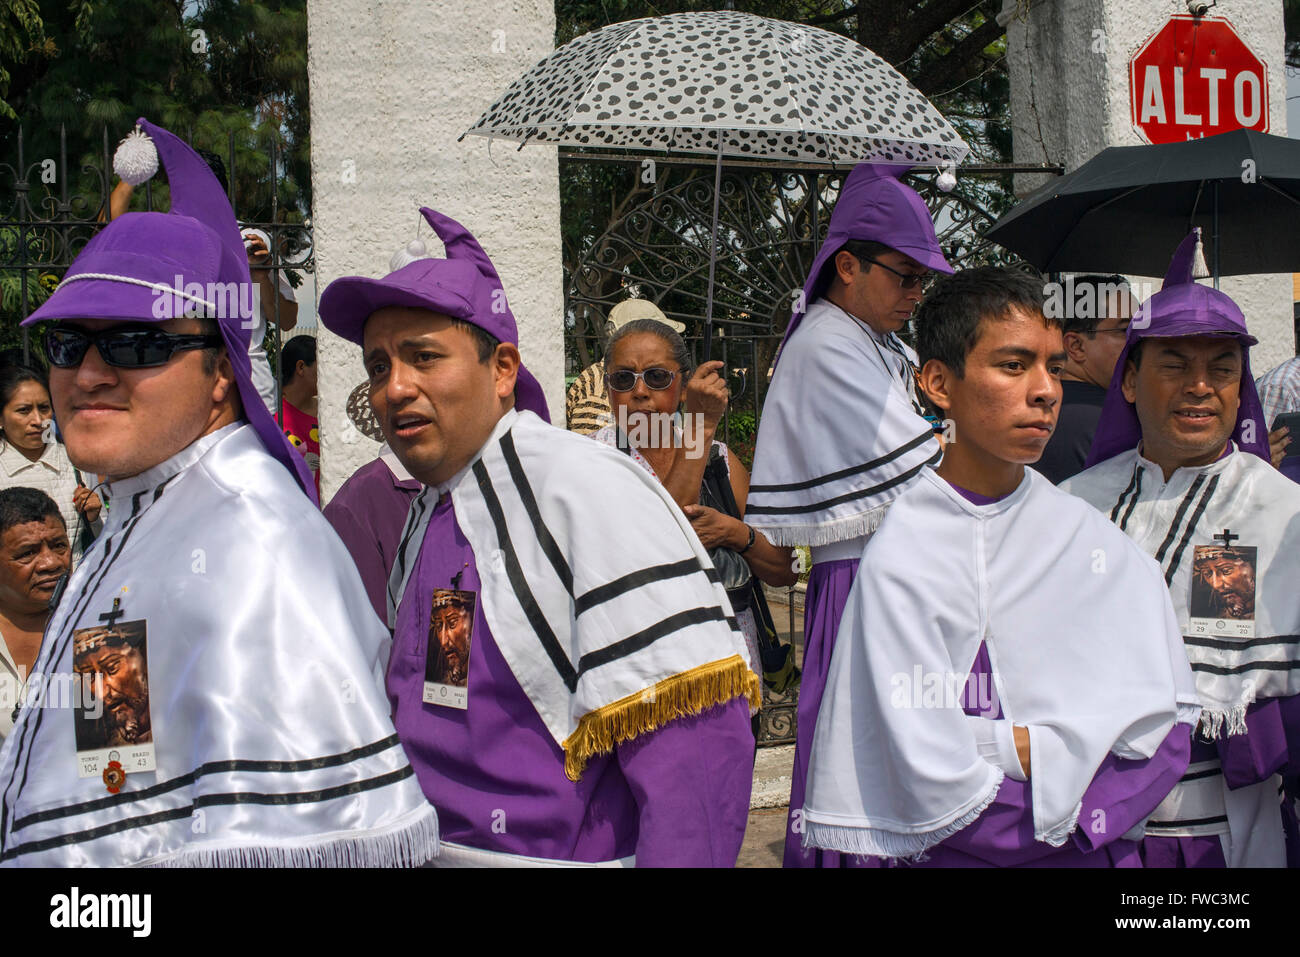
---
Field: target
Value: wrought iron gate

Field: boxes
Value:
[1,123,311,403]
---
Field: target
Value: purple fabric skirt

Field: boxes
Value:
[783,557,878,868]
[1141,835,1228,868]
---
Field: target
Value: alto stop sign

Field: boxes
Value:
[1130,15,1269,144]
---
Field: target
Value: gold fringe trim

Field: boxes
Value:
[562,655,762,782]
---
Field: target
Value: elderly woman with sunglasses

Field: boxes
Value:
[590,318,797,676]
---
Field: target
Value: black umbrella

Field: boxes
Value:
[984,129,1300,284]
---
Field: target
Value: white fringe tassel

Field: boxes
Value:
[801,771,1004,861]
[754,503,889,548]
[1198,701,1251,741]
[151,804,439,869]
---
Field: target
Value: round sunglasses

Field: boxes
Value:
[44,326,225,369]
[604,367,679,392]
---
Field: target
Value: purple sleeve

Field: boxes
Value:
[1283,695,1300,772]
[932,723,1192,865]
[1071,722,1193,853]
[1217,696,1294,788]
[323,498,390,625]
[615,696,755,867]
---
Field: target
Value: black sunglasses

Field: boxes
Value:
[859,257,934,292]
[44,326,225,369]
[605,367,679,392]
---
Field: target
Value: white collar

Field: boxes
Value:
[1132,440,1238,486]
[378,444,415,484]
[922,466,1033,519]
[0,440,62,477]
[820,297,895,346]
[102,422,245,504]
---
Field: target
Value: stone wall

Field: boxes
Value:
[306,0,564,500]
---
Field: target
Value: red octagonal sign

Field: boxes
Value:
[1130,15,1269,144]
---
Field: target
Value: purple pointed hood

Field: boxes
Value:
[23,118,317,503]
[318,206,550,422]
[1084,229,1269,469]
[775,162,952,363]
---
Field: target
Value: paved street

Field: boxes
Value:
[738,808,787,867]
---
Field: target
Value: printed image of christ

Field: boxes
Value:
[73,619,152,751]
[1190,545,1258,621]
[427,590,475,688]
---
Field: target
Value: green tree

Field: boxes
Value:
[1,1,309,348]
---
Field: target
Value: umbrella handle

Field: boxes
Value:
[702,139,723,363]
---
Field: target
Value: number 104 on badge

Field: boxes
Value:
[72,619,158,779]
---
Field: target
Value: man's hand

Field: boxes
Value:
[1269,426,1291,470]
[682,503,745,551]
[1013,725,1031,778]
[73,485,101,525]
[683,360,729,430]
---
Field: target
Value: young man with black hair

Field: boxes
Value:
[801,266,1197,866]
[1037,275,1136,483]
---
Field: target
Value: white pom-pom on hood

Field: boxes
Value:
[113,126,159,187]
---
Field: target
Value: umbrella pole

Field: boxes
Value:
[703,138,723,362]
[1213,180,1220,289]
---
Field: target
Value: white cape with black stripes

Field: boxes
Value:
[747,299,942,546]
[387,410,759,782]
[1064,446,1300,736]
[803,468,1197,857]
[0,424,438,867]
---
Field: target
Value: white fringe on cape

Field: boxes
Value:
[802,770,1004,861]
[755,502,889,548]
[150,804,438,868]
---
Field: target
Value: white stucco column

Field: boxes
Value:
[1003,0,1292,371]
[306,0,564,500]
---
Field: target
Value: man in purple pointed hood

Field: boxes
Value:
[0,120,438,867]
[745,163,951,867]
[320,206,759,867]
[1063,230,1300,868]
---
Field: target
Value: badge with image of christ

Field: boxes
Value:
[1188,537,1258,639]
[72,618,156,779]
[423,589,475,709]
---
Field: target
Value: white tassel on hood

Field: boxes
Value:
[113,126,159,186]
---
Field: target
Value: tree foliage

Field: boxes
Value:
[1,1,309,349]
[1,1,309,224]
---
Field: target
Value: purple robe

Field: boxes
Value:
[920,482,1195,866]
[784,556,871,868]
[390,493,754,866]
[324,456,421,623]
[910,641,1193,867]
[1140,695,1300,867]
